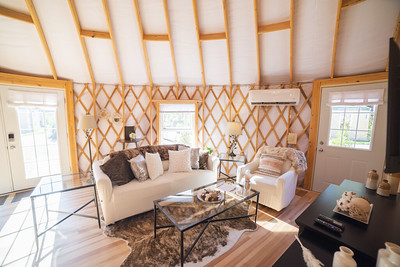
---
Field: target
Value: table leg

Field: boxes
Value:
[123,142,125,149]
[154,204,157,238]
[255,194,260,224]
[218,161,222,179]
[181,231,184,267]
[31,197,39,248]
[44,195,49,221]
[93,183,101,228]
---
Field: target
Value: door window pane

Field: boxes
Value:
[328,105,376,150]
[16,107,61,179]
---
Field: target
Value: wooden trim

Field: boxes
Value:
[222,0,232,89]
[162,0,179,92]
[304,72,388,190]
[258,21,290,34]
[143,34,169,41]
[26,0,58,80]
[289,0,294,86]
[0,72,79,173]
[80,29,110,39]
[67,0,96,88]
[199,32,226,41]
[192,0,206,88]
[133,0,153,87]
[341,0,366,9]
[253,0,260,86]
[195,102,199,147]
[152,99,201,103]
[156,102,160,145]
[331,0,343,78]
[0,6,33,24]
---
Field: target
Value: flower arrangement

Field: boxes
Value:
[129,132,137,141]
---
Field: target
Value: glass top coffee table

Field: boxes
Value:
[153,180,259,266]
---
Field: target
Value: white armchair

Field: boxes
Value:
[237,145,307,211]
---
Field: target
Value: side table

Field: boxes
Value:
[117,138,143,149]
[218,153,247,180]
[30,172,101,248]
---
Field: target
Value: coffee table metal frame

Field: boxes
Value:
[30,172,101,248]
[153,180,259,266]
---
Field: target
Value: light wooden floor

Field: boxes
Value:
[0,188,318,267]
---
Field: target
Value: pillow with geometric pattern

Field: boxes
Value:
[256,153,285,177]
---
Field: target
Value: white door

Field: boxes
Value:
[312,82,387,192]
[0,85,71,193]
[0,102,13,193]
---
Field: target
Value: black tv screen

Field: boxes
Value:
[384,38,400,173]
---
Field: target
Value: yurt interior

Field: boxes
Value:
[0,0,399,266]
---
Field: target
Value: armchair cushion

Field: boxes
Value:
[257,154,285,177]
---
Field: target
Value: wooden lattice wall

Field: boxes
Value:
[74,83,312,183]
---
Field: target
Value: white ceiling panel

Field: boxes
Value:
[0,17,51,76]
[85,38,120,84]
[74,0,108,31]
[0,0,28,13]
[146,41,175,85]
[197,0,225,34]
[258,0,290,25]
[202,40,229,85]
[108,0,149,85]
[139,0,167,34]
[168,0,202,85]
[335,0,400,77]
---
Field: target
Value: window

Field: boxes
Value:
[328,105,377,150]
[158,103,198,147]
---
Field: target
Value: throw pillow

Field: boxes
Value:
[168,149,192,173]
[257,154,285,177]
[178,146,200,169]
[145,152,164,180]
[100,152,134,186]
[128,154,149,182]
[199,150,209,169]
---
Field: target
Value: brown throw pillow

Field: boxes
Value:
[199,150,209,169]
[100,152,134,186]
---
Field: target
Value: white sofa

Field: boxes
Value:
[93,156,219,225]
[236,145,307,211]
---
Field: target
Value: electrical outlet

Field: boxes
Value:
[288,133,297,145]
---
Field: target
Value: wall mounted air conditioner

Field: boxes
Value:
[248,89,300,106]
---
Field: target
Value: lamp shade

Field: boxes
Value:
[227,121,242,135]
[78,114,97,130]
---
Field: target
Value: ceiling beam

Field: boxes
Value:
[0,6,33,24]
[67,0,96,88]
[143,34,169,41]
[162,0,180,92]
[101,0,125,89]
[289,0,294,87]
[331,0,343,78]
[25,0,57,80]
[80,29,110,39]
[258,21,290,34]
[341,0,366,9]
[222,0,232,88]
[192,0,206,89]
[199,32,226,41]
[254,0,260,86]
[133,0,153,88]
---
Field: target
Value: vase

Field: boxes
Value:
[377,179,391,197]
[383,173,400,194]
[366,170,379,190]
[376,242,400,267]
[332,246,357,267]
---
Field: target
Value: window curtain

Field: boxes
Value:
[327,89,384,106]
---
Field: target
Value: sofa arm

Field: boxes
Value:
[276,167,298,205]
[208,156,220,173]
[93,160,113,202]
[237,159,259,184]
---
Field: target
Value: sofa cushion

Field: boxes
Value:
[178,146,200,169]
[168,149,192,173]
[113,144,181,161]
[128,154,149,182]
[199,150,209,169]
[146,152,164,180]
[258,154,285,177]
[100,153,134,186]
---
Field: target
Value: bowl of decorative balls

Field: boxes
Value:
[197,189,224,203]
[333,191,373,224]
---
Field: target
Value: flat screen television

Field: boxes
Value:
[384,38,400,173]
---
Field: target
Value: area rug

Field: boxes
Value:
[104,202,257,266]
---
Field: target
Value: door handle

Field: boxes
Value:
[9,145,16,149]
[318,148,323,152]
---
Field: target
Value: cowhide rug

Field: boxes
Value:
[103,202,257,266]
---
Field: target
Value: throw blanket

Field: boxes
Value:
[254,145,307,174]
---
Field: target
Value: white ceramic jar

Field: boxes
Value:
[383,173,400,195]
[332,246,357,267]
[376,242,400,267]
[366,170,379,190]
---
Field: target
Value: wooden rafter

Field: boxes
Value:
[80,29,110,39]
[289,0,294,87]
[0,6,33,24]
[341,0,366,9]
[25,0,57,80]
[254,0,260,86]
[143,34,169,41]
[133,0,153,88]
[258,21,290,34]
[331,0,343,78]
[192,0,206,89]
[67,0,96,88]
[162,0,180,92]
[222,0,232,89]
[199,32,226,41]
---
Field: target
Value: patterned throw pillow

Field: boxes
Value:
[178,146,200,169]
[199,150,209,169]
[128,154,149,182]
[256,154,285,177]
[100,153,134,186]
[168,149,192,173]
[145,152,164,180]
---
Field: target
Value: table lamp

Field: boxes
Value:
[227,121,242,157]
[78,113,97,173]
